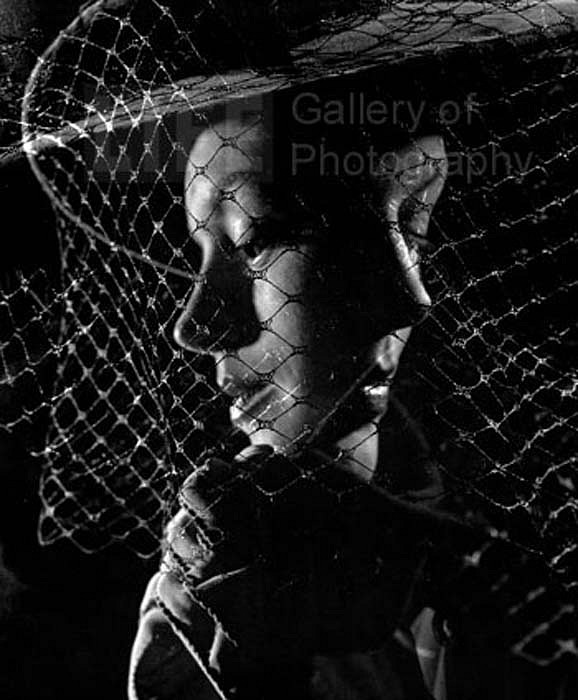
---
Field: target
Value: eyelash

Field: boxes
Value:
[235,220,287,263]
[237,239,267,260]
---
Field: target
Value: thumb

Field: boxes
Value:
[235,445,303,495]
[234,443,275,465]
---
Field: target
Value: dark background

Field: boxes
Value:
[0,3,154,699]
[0,2,577,699]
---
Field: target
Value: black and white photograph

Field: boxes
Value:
[0,1,577,698]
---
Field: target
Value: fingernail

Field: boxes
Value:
[234,444,274,464]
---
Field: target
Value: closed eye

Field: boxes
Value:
[238,236,269,261]
[235,218,290,264]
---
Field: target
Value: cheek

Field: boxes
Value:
[255,247,317,303]
[252,402,327,446]
[253,246,349,353]
[247,249,362,404]
[253,249,314,342]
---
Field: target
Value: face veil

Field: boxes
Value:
[1,0,577,685]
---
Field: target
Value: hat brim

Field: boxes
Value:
[21,0,578,158]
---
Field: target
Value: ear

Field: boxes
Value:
[380,135,448,231]
[376,135,448,320]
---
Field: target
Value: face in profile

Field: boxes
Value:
[174,108,447,479]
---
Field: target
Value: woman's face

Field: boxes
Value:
[174,115,446,465]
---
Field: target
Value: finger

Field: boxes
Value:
[174,566,269,659]
[179,457,235,514]
[234,443,274,466]
[129,601,207,700]
[156,572,235,700]
[138,571,164,618]
[236,447,302,495]
[164,509,215,577]
[156,571,217,650]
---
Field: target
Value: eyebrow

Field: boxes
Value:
[219,170,258,190]
[216,173,284,216]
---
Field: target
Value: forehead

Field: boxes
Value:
[188,118,269,183]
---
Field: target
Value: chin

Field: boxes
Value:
[231,400,327,451]
[230,383,391,455]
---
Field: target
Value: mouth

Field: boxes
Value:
[218,379,277,427]
[217,359,396,439]
[302,364,397,449]
[219,373,267,398]
[230,383,269,410]
[360,381,392,413]
[356,364,396,415]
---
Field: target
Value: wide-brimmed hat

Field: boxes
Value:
[17,0,578,278]
[23,0,578,154]
[2,0,577,582]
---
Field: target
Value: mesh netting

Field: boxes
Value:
[1,0,577,671]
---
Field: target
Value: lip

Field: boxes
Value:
[217,371,263,399]
[357,364,395,414]
[229,383,277,425]
[231,382,270,408]
[362,382,391,398]
[360,382,391,411]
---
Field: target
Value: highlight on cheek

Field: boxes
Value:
[7,4,578,698]
[187,121,445,458]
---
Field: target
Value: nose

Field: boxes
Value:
[173,254,261,354]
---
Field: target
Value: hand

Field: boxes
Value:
[155,445,434,679]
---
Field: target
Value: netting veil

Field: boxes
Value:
[1,0,577,669]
